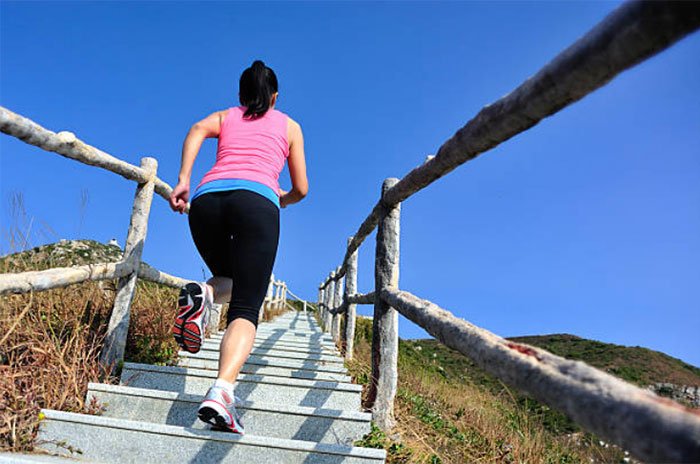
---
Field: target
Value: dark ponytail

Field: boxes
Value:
[239,60,278,119]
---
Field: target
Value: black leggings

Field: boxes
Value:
[188,189,280,329]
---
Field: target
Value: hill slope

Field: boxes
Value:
[510,333,700,388]
[347,316,699,463]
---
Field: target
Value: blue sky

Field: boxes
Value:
[2,1,699,368]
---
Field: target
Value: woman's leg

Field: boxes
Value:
[206,276,232,305]
[216,190,280,384]
[217,319,257,383]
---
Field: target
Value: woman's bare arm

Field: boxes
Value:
[280,118,308,208]
[177,111,226,184]
[169,110,225,213]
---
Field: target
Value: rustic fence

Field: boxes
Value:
[0,107,287,374]
[317,2,700,463]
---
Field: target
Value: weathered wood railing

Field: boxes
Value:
[317,2,700,462]
[264,273,289,313]
[285,286,317,313]
[0,107,287,375]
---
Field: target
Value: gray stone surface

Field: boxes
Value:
[121,363,361,410]
[176,357,351,382]
[198,342,340,359]
[0,452,94,463]
[226,332,334,345]
[86,383,370,445]
[178,350,347,372]
[36,410,386,463]
[251,329,324,336]
[216,331,334,343]
[203,337,337,351]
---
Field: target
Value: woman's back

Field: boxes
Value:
[196,106,290,198]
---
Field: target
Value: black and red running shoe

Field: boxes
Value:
[173,281,212,353]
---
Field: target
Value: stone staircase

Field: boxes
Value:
[0,311,386,463]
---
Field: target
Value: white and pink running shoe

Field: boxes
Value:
[198,384,245,434]
[172,281,212,353]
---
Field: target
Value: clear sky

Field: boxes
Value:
[2,1,699,368]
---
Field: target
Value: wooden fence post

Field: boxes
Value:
[275,281,281,309]
[344,236,358,360]
[331,266,343,344]
[209,303,223,336]
[316,282,324,323]
[266,273,274,310]
[99,157,157,376]
[325,273,335,333]
[368,177,401,431]
[320,282,326,329]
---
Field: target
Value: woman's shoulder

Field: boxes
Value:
[274,109,299,128]
[217,106,241,128]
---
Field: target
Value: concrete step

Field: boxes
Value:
[260,321,320,329]
[266,313,317,322]
[36,409,386,463]
[0,452,93,463]
[176,357,351,382]
[204,339,340,358]
[87,383,371,445]
[259,323,321,330]
[247,334,333,344]
[261,319,319,325]
[198,342,340,360]
[258,319,321,327]
[244,332,334,343]
[203,336,338,351]
[225,337,334,349]
[178,350,347,373]
[254,327,329,336]
[121,363,362,410]
[204,337,338,353]
[251,328,326,337]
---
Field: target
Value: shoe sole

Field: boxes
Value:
[198,401,244,435]
[173,282,207,354]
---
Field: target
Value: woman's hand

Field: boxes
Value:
[169,181,190,214]
[279,188,289,208]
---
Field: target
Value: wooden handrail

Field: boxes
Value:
[380,287,700,462]
[0,259,136,294]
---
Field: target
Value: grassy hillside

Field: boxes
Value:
[345,316,699,464]
[509,333,700,388]
[0,239,125,271]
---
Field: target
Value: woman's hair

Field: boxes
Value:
[239,60,278,119]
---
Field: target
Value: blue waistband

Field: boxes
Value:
[191,179,280,208]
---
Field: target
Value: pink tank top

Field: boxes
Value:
[196,106,289,195]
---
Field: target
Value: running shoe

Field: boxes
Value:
[197,385,245,434]
[173,281,212,353]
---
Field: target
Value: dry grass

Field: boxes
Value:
[259,301,290,324]
[1,269,296,453]
[346,318,630,464]
[0,256,182,452]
